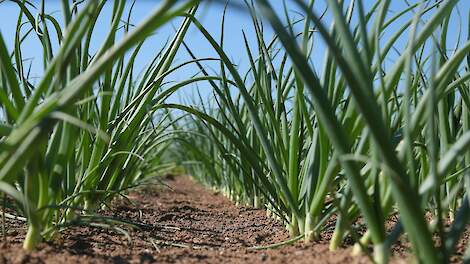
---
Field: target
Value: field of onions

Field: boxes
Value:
[0,0,470,263]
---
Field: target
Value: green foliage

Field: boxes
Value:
[2,1,470,263]
[0,0,198,250]
[171,1,470,263]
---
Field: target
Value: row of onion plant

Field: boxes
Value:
[0,0,200,250]
[168,0,470,263]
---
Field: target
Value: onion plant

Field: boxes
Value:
[170,1,470,263]
[0,0,198,250]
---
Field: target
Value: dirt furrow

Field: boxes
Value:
[0,176,377,263]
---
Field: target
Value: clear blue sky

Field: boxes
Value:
[0,1,270,80]
[0,0,469,102]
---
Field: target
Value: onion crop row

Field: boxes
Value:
[0,0,198,250]
[171,1,470,263]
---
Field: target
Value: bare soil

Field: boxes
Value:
[0,176,410,264]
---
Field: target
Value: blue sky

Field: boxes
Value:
[0,0,469,102]
[0,1,267,80]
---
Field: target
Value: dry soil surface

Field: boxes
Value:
[0,176,411,263]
